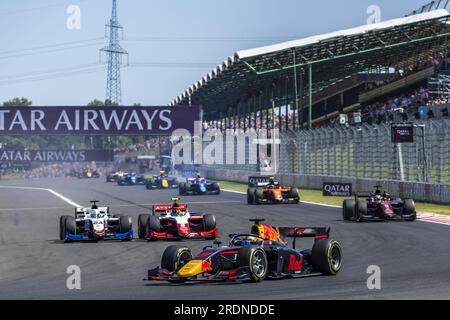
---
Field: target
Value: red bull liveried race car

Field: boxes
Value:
[137,198,218,241]
[342,185,416,222]
[146,219,342,283]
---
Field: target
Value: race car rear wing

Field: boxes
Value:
[248,176,271,187]
[278,227,330,249]
[152,204,188,215]
[278,227,330,239]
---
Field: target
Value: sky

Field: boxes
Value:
[0,0,437,106]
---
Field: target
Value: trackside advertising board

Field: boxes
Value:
[391,123,414,143]
[248,176,271,187]
[0,106,201,135]
[323,182,352,197]
[0,150,113,162]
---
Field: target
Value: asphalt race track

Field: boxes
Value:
[0,178,449,300]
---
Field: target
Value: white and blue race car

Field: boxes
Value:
[59,201,133,242]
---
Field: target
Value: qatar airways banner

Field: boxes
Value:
[0,150,113,162]
[0,106,201,135]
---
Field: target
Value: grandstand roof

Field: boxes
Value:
[170,9,450,109]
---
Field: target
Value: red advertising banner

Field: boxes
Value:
[0,150,113,162]
[391,123,414,143]
[0,106,200,135]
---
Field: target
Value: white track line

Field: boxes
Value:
[222,189,450,226]
[0,186,81,207]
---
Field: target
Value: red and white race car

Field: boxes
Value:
[137,198,218,241]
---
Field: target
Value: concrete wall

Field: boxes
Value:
[201,168,450,204]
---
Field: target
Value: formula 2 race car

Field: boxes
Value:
[68,168,100,179]
[179,173,220,196]
[59,201,133,242]
[117,172,146,186]
[106,170,124,183]
[342,185,416,222]
[137,198,218,241]
[145,171,178,190]
[247,176,300,205]
[146,219,341,283]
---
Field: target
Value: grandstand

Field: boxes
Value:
[170,9,450,131]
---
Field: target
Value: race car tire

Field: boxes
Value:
[179,182,187,195]
[355,199,367,222]
[65,216,77,236]
[312,239,342,275]
[147,215,161,232]
[289,188,300,204]
[119,216,132,234]
[403,199,416,221]
[161,245,193,283]
[146,180,153,190]
[236,246,267,282]
[138,214,150,239]
[254,189,264,205]
[211,182,221,194]
[247,188,255,204]
[202,214,216,232]
[59,216,71,240]
[342,200,355,221]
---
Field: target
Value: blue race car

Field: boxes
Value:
[178,174,220,196]
[59,201,133,242]
[145,171,179,190]
[117,172,146,186]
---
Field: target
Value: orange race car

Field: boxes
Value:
[247,176,300,205]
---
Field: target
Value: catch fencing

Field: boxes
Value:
[200,119,450,185]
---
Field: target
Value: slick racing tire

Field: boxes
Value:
[247,188,255,204]
[179,182,187,196]
[236,246,268,282]
[342,200,355,221]
[138,214,150,239]
[355,199,367,222]
[147,215,161,233]
[119,216,132,234]
[202,214,216,234]
[59,216,71,240]
[254,189,264,205]
[289,188,300,204]
[64,216,77,236]
[403,199,416,221]
[211,182,221,194]
[161,245,193,283]
[312,239,342,275]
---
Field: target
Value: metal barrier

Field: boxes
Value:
[200,119,450,184]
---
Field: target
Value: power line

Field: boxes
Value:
[124,36,297,43]
[128,62,217,69]
[0,0,89,16]
[0,66,105,87]
[0,63,101,81]
[0,37,105,56]
[0,41,105,60]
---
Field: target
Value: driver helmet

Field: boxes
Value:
[89,210,97,219]
[196,172,201,179]
[171,209,184,217]
[375,194,383,202]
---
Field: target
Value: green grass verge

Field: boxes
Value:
[218,180,450,215]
